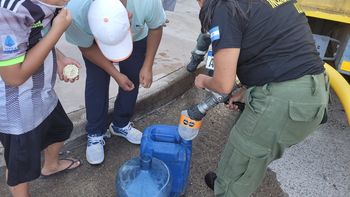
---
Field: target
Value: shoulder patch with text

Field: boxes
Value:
[1,35,19,54]
[209,26,220,42]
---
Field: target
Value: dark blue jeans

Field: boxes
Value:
[83,37,147,136]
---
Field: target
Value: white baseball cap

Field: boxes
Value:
[88,0,132,62]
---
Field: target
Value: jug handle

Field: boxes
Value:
[150,130,181,144]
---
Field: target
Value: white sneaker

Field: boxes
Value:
[109,122,142,144]
[86,134,105,165]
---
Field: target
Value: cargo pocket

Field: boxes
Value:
[279,101,325,145]
[235,87,271,136]
[229,131,271,195]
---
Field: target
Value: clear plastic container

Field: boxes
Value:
[116,156,172,197]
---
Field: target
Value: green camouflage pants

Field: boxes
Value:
[214,73,330,197]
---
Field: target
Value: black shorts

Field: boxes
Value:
[0,101,73,186]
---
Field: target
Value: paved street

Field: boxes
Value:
[0,0,349,196]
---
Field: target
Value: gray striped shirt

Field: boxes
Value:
[0,0,58,135]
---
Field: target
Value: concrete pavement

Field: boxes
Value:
[1,0,350,196]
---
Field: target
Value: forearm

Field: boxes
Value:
[200,70,236,95]
[24,30,62,70]
[0,30,63,86]
[143,27,163,70]
[202,77,235,95]
[55,48,66,65]
[79,43,122,79]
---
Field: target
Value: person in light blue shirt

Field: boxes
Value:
[65,0,166,165]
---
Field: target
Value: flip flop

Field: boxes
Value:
[40,158,82,178]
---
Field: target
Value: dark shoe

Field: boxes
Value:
[205,171,217,190]
[40,158,82,178]
[186,56,203,73]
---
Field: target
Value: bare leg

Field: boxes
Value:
[41,142,80,176]
[7,170,30,197]
[9,182,30,197]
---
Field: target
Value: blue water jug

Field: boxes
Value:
[116,156,172,197]
[141,125,192,197]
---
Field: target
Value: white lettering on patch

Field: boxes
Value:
[1,35,18,54]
